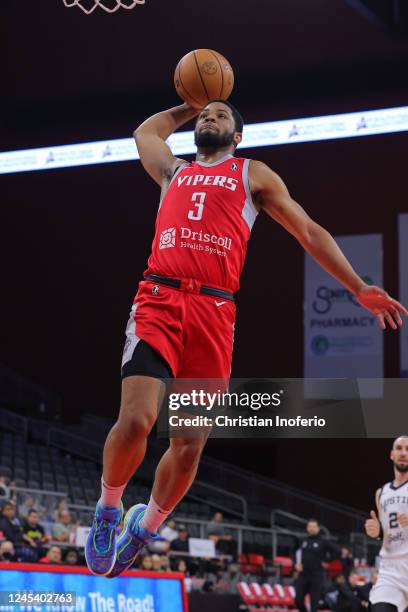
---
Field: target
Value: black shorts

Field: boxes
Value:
[121,338,173,381]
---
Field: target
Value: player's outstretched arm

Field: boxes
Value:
[250,160,408,330]
[365,489,382,538]
[134,103,199,186]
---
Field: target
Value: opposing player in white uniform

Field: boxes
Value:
[365,436,408,612]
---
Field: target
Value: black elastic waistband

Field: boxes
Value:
[145,274,235,302]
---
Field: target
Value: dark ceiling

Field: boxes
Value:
[3,0,408,146]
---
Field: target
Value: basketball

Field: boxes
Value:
[174,49,234,109]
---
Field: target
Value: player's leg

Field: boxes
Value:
[149,432,210,512]
[85,373,164,576]
[102,374,166,489]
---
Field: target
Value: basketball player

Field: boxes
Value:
[85,100,407,577]
[365,436,408,612]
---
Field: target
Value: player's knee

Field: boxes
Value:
[171,439,205,471]
[116,403,156,439]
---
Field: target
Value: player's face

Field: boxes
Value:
[194,103,239,149]
[391,437,408,473]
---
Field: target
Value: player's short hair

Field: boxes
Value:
[393,435,408,446]
[206,99,244,134]
[307,518,320,525]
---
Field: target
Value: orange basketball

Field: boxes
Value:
[174,49,234,109]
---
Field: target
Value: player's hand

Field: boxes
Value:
[365,510,381,538]
[294,563,303,572]
[356,285,408,330]
[397,512,408,528]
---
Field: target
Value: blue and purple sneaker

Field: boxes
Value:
[85,501,124,576]
[107,503,162,578]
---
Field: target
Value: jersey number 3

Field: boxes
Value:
[188,192,206,221]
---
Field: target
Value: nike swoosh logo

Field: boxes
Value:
[215,301,227,307]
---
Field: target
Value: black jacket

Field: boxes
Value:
[296,534,340,574]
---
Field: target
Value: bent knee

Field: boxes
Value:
[171,439,206,469]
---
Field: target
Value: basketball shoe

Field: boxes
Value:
[85,501,124,576]
[106,503,162,578]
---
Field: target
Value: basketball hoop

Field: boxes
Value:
[63,0,145,14]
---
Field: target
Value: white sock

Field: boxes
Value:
[139,496,172,533]
[99,477,127,510]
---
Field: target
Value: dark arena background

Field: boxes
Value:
[1,1,408,610]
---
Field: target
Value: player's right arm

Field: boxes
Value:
[365,489,381,538]
[134,103,199,187]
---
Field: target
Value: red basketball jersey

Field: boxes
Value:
[145,154,258,292]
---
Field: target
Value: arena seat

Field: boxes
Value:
[261,583,282,606]
[249,582,270,607]
[273,584,294,607]
[237,581,257,606]
[274,555,293,576]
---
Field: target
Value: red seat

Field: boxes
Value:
[285,585,297,606]
[274,556,294,577]
[327,559,343,578]
[261,583,281,606]
[239,553,251,574]
[237,581,257,606]
[248,553,265,575]
[249,582,269,607]
[274,584,293,607]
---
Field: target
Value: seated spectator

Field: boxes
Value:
[141,555,153,571]
[0,477,15,502]
[160,518,178,543]
[19,495,39,520]
[52,510,79,543]
[340,546,354,577]
[52,499,69,522]
[206,511,234,555]
[63,548,79,566]
[39,546,62,564]
[215,562,243,594]
[0,501,37,562]
[151,554,163,572]
[333,570,369,612]
[160,555,171,572]
[169,525,189,554]
[21,509,48,561]
[0,540,14,561]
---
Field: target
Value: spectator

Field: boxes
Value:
[18,495,38,520]
[141,555,153,570]
[215,562,242,594]
[21,509,48,561]
[39,546,62,564]
[169,525,189,554]
[52,510,79,543]
[294,518,341,612]
[151,554,163,572]
[0,540,14,561]
[340,546,354,577]
[160,554,171,572]
[0,477,15,502]
[63,548,80,566]
[52,499,69,522]
[160,518,178,543]
[206,512,234,555]
[0,501,37,562]
[334,570,369,612]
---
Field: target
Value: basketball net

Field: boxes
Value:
[63,0,145,14]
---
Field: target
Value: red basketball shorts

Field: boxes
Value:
[121,278,236,379]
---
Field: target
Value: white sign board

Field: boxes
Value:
[188,538,215,558]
